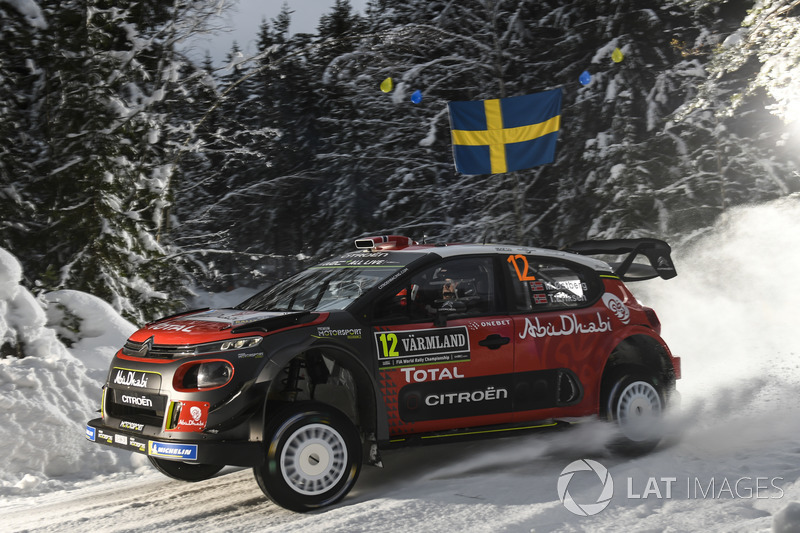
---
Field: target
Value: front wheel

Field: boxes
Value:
[604,372,664,455]
[254,402,362,512]
[148,456,223,482]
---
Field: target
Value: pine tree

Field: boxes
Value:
[0,1,41,260]
[2,0,229,322]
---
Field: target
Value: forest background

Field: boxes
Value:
[2,0,799,326]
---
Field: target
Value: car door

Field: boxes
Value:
[503,253,606,422]
[371,256,516,437]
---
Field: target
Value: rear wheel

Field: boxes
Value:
[603,371,664,455]
[148,456,223,482]
[254,402,361,512]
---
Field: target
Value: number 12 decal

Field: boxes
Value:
[507,254,537,281]
[377,332,400,357]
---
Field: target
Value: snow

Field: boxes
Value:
[4,0,47,29]
[2,198,800,531]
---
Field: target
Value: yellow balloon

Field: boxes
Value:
[612,47,624,63]
[380,77,393,93]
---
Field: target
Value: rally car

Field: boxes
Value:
[86,235,680,512]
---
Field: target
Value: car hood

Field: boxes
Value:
[129,309,292,344]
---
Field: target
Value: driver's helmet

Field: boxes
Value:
[434,266,477,299]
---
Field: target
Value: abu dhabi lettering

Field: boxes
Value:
[519,313,612,340]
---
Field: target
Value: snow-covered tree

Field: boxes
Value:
[0,0,232,322]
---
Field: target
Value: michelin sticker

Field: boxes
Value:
[148,441,199,460]
[375,326,470,369]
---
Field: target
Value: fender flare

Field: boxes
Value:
[254,338,389,443]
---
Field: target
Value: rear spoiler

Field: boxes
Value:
[566,238,677,281]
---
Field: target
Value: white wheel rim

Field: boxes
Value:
[280,423,348,496]
[615,381,662,442]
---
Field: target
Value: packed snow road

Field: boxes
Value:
[3,396,800,533]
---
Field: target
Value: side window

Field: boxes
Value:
[373,257,496,321]
[505,255,600,312]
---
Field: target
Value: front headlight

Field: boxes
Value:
[174,360,234,391]
[195,336,262,355]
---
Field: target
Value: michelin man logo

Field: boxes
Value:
[602,293,630,324]
[557,459,614,516]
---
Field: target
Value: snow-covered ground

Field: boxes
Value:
[1,197,800,532]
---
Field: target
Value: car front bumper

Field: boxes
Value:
[85,418,265,466]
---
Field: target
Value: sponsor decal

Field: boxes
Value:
[150,322,196,332]
[602,293,630,324]
[150,310,286,330]
[425,386,508,406]
[317,253,399,268]
[399,374,513,422]
[478,319,511,327]
[114,434,129,446]
[519,313,611,340]
[148,441,198,460]
[129,436,147,453]
[375,326,470,369]
[120,394,154,408]
[656,256,675,271]
[378,267,409,290]
[238,351,265,359]
[112,368,161,390]
[400,366,465,383]
[169,401,209,433]
[119,420,145,432]
[398,369,581,422]
[85,425,96,442]
[314,326,363,340]
[97,429,114,444]
[192,309,285,325]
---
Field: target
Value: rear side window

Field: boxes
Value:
[505,254,601,312]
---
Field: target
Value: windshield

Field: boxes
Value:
[236,251,426,312]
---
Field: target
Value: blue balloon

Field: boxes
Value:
[579,70,591,85]
[410,90,423,104]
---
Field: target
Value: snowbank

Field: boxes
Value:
[0,248,138,494]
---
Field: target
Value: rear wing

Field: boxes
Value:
[566,238,677,281]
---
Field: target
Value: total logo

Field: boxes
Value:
[557,459,614,516]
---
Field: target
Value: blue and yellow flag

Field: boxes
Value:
[448,89,562,175]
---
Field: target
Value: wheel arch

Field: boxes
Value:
[599,333,676,416]
[256,342,387,461]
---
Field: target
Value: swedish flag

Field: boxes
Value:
[448,89,562,175]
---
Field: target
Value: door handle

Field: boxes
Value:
[479,334,510,350]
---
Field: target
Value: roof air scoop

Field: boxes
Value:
[354,235,417,250]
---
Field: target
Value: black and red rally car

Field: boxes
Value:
[86,235,680,511]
